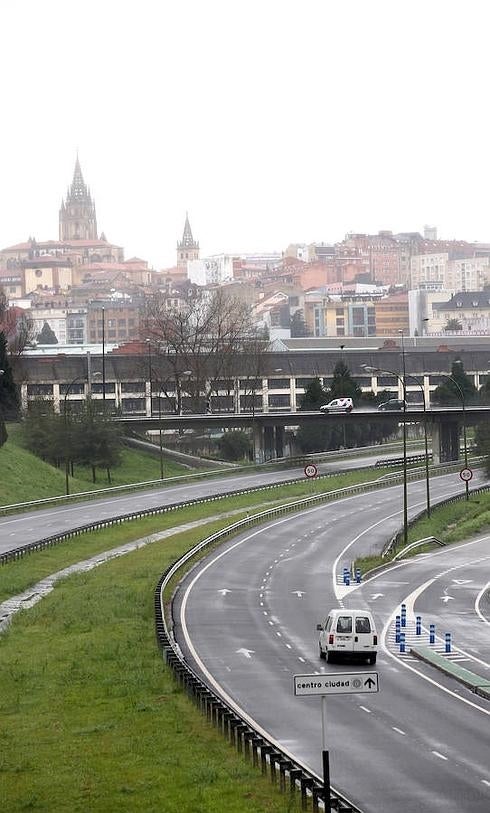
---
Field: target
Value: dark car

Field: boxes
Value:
[377,399,406,411]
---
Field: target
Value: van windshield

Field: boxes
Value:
[336,616,352,633]
[356,617,371,633]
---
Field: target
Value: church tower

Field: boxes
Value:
[177,212,199,268]
[59,156,98,241]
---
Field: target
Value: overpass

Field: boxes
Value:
[117,406,490,463]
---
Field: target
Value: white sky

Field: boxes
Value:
[1,0,489,269]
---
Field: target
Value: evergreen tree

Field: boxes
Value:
[328,361,362,402]
[433,359,477,405]
[0,331,20,444]
[299,378,328,410]
[37,321,58,344]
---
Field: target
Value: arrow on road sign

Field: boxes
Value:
[365,677,376,689]
[236,648,255,659]
[292,591,305,598]
[370,593,384,600]
[218,589,232,596]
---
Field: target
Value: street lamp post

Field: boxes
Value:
[146,339,153,417]
[363,364,431,519]
[101,306,106,406]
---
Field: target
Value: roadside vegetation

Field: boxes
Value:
[0,424,189,506]
[0,518,302,813]
[354,490,490,576]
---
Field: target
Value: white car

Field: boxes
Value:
[317,608,377,664]
[319,397,354,414]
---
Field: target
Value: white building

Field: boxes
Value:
[187,254,234,286]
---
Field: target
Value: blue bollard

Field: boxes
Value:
[356,569,361,584]
[399,632,406,653]
[416,616,422,636]
[345,571,350,586]
[395,616,401,644]
[343,568,349,585]
[401,603,407,628]
[429,624,435,644]
[445,633,451,653]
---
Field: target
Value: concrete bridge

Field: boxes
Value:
[117,406,490,464]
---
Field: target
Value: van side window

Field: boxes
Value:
[336,616,352,633]
[326,617,332,631]
[356,616,371,634]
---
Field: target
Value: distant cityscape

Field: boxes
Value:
[2,156,490,349]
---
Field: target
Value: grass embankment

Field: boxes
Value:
[0,466,393,810]
[354,490,490,575]
[0,424,189,506]
[0,518,302,813]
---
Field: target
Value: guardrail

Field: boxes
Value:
[375,453,432,468]
[0,439,424,515]
[392,536,446,560]
[0,461,463,566]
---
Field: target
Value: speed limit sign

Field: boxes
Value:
[304,463,318,479]
[460,468,473,482]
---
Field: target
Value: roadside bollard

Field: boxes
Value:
[416,616,422,636]
[356,569,361,584]
[395,615,401,644]
[445,633,451,653]
[399,632,406,653]
[343,568,349,585]
[345,571,350,586]
[401,603,407,628]
[429,624,435,644]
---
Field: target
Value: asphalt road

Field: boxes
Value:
[0,451,402,554]
[174,471,490,813]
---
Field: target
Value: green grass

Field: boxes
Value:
[0,425,190,506]
[0,466,392,604]
[0,520,303,812]
[355,490,490,576]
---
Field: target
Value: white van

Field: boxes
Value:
[317,609,377,664]
[319,397,354,414]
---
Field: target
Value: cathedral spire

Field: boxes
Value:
[59,155,98,241]
[177,212,199,268]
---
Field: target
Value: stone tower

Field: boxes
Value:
[59,156,98,241]
[177,212,199,268]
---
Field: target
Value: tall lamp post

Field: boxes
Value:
[101,306,106,407]
[362,364,431,518]
[146,339,153,417]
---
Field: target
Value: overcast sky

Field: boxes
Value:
[1,0,489,269]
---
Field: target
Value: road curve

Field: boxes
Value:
[174,472,490,813]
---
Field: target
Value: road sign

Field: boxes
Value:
[459,467,473,482]
[304,463,318,479]
[294,671,379,696]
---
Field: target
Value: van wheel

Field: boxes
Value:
[367,654,377,665]
[319,646,326,660]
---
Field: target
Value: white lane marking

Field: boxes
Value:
[236,648,254,658]
[298,657,306,663]
[276,632,282,637]
[359,705,371,713]
[482,779,490,787]
[432,751,448,761]
[392,727,406,736]
[475,582,490,625]
[399,553,490,670]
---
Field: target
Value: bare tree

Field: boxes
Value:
[143,287,267,413]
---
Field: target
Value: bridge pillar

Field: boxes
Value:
[275,426,285,459]
[253,423,264,464]
[264,426,275,461]
[432,420,460,464]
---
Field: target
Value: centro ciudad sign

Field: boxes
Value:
[294,672,379,696]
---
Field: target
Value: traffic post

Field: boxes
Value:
[294,672,379,813]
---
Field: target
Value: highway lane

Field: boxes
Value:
[0,451,409,554]
[174,472,490,812]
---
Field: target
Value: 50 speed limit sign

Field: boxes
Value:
[460,467,473,482]
[304,463,318,479]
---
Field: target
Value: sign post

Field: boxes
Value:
[304,463,318,479]
[294,672,379,811]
